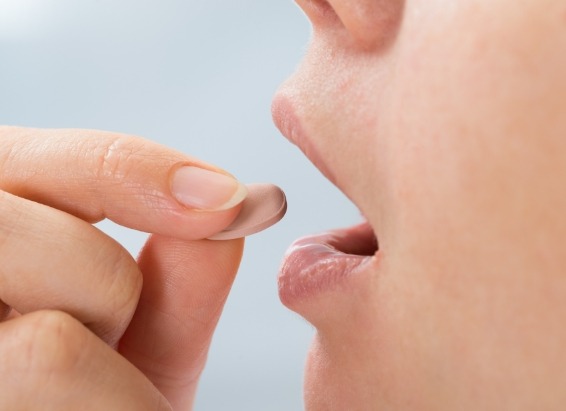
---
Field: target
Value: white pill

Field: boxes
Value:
[207,183,287,240]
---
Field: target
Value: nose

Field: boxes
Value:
[325,0,405,49]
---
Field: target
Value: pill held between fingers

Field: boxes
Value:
[207,183,287,240]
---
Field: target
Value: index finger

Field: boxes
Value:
[0,126,247,239]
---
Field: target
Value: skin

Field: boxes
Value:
[2,1,566,410]
[0,127,245,410]
[274,0,566,409]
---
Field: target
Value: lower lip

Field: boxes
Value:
[278,223,378,307]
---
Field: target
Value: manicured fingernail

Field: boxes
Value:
[171,166,247,210]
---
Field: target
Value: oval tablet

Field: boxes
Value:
[207,183,287,240]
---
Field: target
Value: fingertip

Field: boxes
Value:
[0,127,250,241]
[209,236,246,274]
[140,234,245,279]
[157,201,244,240]
[169,165,248,211]
[124,235,245,408]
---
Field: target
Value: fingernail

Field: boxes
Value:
[171,166,247,210]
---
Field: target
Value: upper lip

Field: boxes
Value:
[271,93,300,147]
[272,90,381,313]
[271,93,338,187]
[272,90,382,245]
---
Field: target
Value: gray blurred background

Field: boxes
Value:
[0,1,360,409]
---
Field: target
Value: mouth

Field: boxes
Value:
[272,94,381,310]
[278,222,379,306]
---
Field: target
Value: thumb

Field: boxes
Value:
[118,234,244,410]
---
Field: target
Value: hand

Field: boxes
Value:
[0,126,246,410]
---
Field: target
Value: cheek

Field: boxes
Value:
[385,0,566,262]
[375,0,566,406]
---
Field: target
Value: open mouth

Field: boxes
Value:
[272,93,381,307]
[278,220,379,306]
[322,221,379,257]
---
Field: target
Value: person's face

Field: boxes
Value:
[273,0,566,409]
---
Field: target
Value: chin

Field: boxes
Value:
[303,333,382,411]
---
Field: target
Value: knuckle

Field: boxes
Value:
[0,311,95,406]
[14,310,87,376]
[92,135,143,183]
[0,191,23,247]
[93,241,143,340]
[0,192,38,278]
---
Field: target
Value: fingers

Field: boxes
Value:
[0,190,142,347]
[0,126,247,409]
[0,301,11,320]
[0,126,246,240]
[119,235,244,410]
[0,311,171,411]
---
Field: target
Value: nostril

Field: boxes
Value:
[325,0,405,49]
[295,0,341,28]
